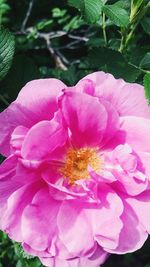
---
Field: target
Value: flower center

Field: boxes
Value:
[60,147,102,184]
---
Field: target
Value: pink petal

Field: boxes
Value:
[75,79,95,95]
[109,201,148,254]
[106,144,148,196]
[16,78,66,121]
[126,191,150,233]
[23,243,51,257]
[0,154,17,180]
[10,125,29,156]
[100,99,119,146]
[113,173,148,196]
[0,155,23,227]
[0,79,66,156]
[2,180,44,241]
[58,90,107,148]
[40,247,107,267]
[21,118,68,161]
[86,184,123,250]
[57,200,95,257]
[80,71,150,118]
[120,116,150,153]
[22,188,61,251]
[137,152,150,180]
[0,103,33,156]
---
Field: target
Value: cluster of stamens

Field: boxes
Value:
[60,147,102,184]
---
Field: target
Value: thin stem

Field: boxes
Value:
[102,12,107,46]
[21,0,35,31]
[118,29,127,53]
[129,63,150,74]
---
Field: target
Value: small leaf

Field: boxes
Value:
[0,27,15,81]
[52,7,67,18]
[103,2,129,27]
[140,52,150,70]
[144,73,150,105]
[68,0,104,24]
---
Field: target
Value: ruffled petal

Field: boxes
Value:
[10,125,29,156]
[79,71,150,118]
[104,144,148,196]
[126,191,150,233]
[0,79,66,156]
[120,116,150,153]
[1,181,44,241]
[59,90,108,148]
[100,99,119,146]
[21,118,68,162]
[109,201,148,254]
[16,78,66,121]
[0,155,23,227]
[0,154,17,181]
[57,200,95,257]
[22,188,61,251]
[86,184,123,250]
[0,103,33,156]
[40,245,108,267]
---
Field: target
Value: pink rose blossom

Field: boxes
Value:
[0,72,150,267]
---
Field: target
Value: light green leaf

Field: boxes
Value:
[63,16,84,31]
[140,52,150,70]
[68,0,104,24]
[52,7,67,18]
[103,2,129,27]
[144,73,150,105]
[0,27,15,80]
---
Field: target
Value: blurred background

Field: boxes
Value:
[0,0,150,266]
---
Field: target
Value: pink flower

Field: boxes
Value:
[0,72,150,267]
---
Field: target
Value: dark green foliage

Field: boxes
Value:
[102,2,129,27]
[0,0,150,266]
[68,0,104,24]
[0,27,15,81]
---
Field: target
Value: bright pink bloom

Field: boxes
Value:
[0,72,150,267]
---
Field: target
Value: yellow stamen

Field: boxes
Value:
[60,147,102,184]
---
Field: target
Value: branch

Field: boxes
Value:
[21,0,35,32]
[37,32,68,70]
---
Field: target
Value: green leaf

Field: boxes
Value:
[144,73,150,105]
[52,7,67,18]
[112,0,130,10]
[68,0,104,24]
[0,27,15,81]
[141,17,150,35]
[63,16,84,31]
[85,47,140,82]
[103,2,129,27]
[140,52,150,70]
